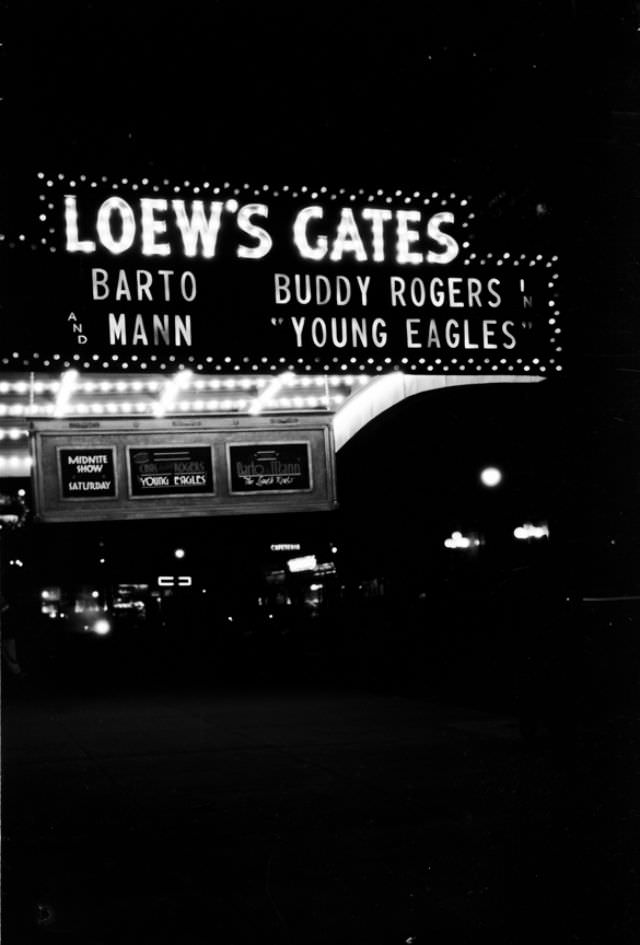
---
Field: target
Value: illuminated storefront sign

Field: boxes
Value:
[287,555,318,573]
[3,175,562,375]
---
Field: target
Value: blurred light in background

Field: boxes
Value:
[444,531,481,550]
[480,466,503,487]
[513,522,550,540]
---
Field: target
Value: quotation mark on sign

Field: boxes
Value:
[521,321,534,331]
[270,317,284,327]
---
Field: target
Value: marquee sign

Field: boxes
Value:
[3,174,562,375]
[127,445,215,497]
[227,443,312,495]
[58,446,117,499]
[31,416,336,522]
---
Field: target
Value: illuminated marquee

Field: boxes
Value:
[2,174,562,375]
[64,196,457,265]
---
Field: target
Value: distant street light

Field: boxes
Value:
[445,531,472,550]
[444,531,482,550]
[514,522,550,541]
[480,466,503,487]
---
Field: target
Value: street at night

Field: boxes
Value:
[4,2,640,942]
[4,678,640,945]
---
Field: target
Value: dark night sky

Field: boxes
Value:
[1,3,624,181]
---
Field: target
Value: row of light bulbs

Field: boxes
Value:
[0,396,347,417]
[0,375,368,396]
[0,381,58,394]
[0,456,31,468]
[37,173,470,206]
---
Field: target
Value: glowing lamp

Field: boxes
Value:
[480,467,502,487]
[513,523,550,541]
[444,531,472,550]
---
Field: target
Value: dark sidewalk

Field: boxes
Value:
[3,682,639,944]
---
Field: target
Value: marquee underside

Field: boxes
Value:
[0,371,544,477]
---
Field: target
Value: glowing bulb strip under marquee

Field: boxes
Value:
[248,371,295,415]
[53,369,78,417]
[0,370,550,474]
[153,369,193,417]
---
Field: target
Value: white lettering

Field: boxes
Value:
[396,210,423,264]
[91,269,109,300]
[109,312,127,344]
[410,278,426,307]
[444,319,460,347]
[502,321,516,348]
[293,206,327,261]
[372,318,387,347]
[356,275,370,306]
[175,315,192,346]
[275,273,291,304]
[316,275,331,305]
[426,211,459,264]
[406,318,421,347]
[140,199,171,256]
[448,277,464,308]
[361,208,392,262]
[236,203,272,259]
[158,270,173,300]
[153,314,170,345]
[390,276,406,306]
[136,269,153,301]
[329,208,367,262]
[172,199,223,258]
[487,278,502,308]
[64,195,96,253]
[97,197,136,255]
[336,276,351,306]
[180,271,197,301]
[132,315,149,345]
[291,316,305,346]
[311,318,327,346]
[430,277,445,307]
[115,270,132,301]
